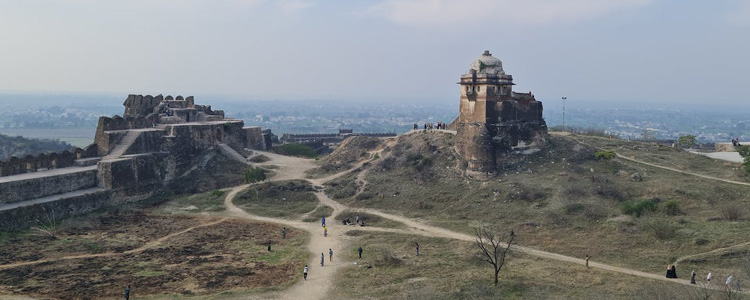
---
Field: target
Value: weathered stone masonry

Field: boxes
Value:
[455,51,547,179]
[0,94,270,230]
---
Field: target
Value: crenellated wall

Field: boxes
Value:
[0,145,98,177]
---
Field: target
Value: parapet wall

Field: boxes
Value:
[0,145,98,177]
[0,166,98,204]
[0,189,116,231]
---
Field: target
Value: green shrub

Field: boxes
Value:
[663,200,680,215]
[621,199,658,217]
[211,190,225,197]
[738,145,750,173]
[594,151,616,160]
[244,167,267,183]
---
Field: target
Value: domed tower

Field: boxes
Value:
[455,50,547,180]
[458,50,515,124]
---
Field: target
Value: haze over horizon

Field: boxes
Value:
[1,0,748,104]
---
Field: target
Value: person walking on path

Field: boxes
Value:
[415,242,419,256]
[124,285,130,300]
[324,226,328,237]
[356,214,360,224]
[303,265,308,280]
[322,216,326,227]
[707,272,713,285]
[358,246,363,259]
[690,270,696,284]
[329,248,334,262]
[320,253,325,267]
[585,255,590,268]
[282,227,286,239]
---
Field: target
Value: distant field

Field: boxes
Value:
[0,128,95,147]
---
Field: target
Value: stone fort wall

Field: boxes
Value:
[0,145,98,177]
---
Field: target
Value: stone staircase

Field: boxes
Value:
[104,130,142,160]
[217,143,247,163]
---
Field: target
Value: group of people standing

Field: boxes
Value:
[300,217,366,281]
[413,122,447,130]
[667,265,739,291]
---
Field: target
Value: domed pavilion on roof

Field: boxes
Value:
[454,50,547,179]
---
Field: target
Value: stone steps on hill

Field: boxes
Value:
[217,143,247,164]
[104,130,142,160]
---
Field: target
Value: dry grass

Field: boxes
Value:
[332,231,694,300]
[335,210,406,229]
[234,180,318,219]
[334,133,750,278]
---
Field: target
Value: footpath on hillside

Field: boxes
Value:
[4,139,748,299]
[225,146,750,299]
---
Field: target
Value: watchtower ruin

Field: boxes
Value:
[455,51,547,179]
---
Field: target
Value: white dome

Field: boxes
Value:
[468,50,505,76]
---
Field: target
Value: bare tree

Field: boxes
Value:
[473,225,514,286]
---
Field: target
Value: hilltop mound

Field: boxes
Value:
[327,132,750,280]
[307,136,386,178]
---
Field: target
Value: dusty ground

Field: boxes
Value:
[0,211,307,300]
[3,137,750,299]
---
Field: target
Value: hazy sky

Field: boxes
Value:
[1,0,748,104]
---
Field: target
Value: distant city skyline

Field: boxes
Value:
[1,0,748,105]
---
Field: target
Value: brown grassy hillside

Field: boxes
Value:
[326,132,750,280]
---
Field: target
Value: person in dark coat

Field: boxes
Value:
[124,285,130,300]
[358,246,363,259]
[671,265,678,278]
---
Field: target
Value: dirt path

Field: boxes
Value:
[0,218,228,271]
[244,142,748,296]
[564,133,750,187]
[9,138,746,298]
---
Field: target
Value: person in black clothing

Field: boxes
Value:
[358,246,363,259]
[124,285,130,300]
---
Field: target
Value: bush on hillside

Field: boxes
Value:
[738,145,750,174]
[663,200,681,216]
[594,151,616,160]
[720,203,745,221]
[244,167,267,183]
[621,199,658,217]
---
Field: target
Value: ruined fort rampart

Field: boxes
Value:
[0,94,270,230]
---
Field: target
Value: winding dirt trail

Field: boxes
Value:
[564,133,750,187]
[5,136,748,299]
[237,140,749,296]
